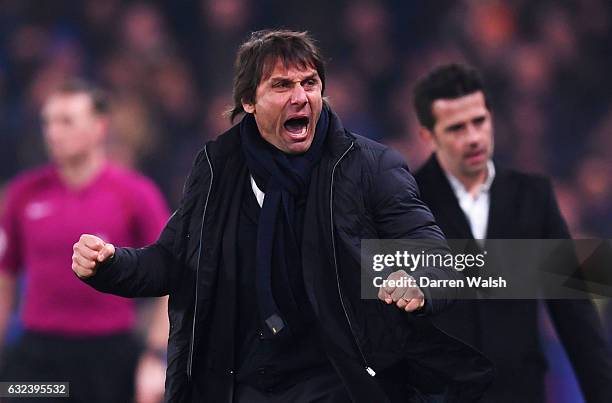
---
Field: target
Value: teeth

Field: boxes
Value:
[286,125,307,137]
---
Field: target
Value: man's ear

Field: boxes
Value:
[242,99,255,114]
[419,127,436,150]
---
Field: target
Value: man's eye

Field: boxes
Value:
[447,124,464,133]
[473,117,486,126]
[273,81,290,88]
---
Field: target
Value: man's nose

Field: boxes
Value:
[290,84,308,105]
[466,124,482,144]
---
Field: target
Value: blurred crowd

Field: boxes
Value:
[0,0,610,238]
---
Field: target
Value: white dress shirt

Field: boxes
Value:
[444,161,496,241]
[250,175,265,208]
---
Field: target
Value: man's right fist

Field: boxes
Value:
[72,234,115,279]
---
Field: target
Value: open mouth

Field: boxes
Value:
[283,116,309,136]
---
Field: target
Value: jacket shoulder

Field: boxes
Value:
[414,155,437,181]
[350,132,410,174]
[177,125,242,213]
[185,125,241,180]
[496,168,553,195]
[204,124,241,160]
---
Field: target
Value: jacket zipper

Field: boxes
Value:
[330,141,376,377]
[187,145,214,381]
[185,142,376,384]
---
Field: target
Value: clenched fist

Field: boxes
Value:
[72,234,115,279]
[377,269,426,312]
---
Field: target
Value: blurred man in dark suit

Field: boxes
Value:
[413,63,612,403]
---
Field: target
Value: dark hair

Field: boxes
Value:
[413,63,490,130]
[51,78,110,115]
[228,29,326,122]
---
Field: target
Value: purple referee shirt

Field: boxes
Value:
[0,163,169,336]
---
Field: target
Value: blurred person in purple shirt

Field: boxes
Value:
[0,79,170,403]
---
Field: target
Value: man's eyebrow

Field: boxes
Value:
[268,72,320,83]
[301,73,319,81]
[472,115,487,122]
[269,76,291,83]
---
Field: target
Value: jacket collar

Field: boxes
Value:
[321,108,355,160]
[419,154,517,239]
[444,160,496,197]
[418,154,474,239]
[486,166,518,238]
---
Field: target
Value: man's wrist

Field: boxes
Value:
[98,252,116,268]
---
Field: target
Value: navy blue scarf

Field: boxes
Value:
[240,105,330,339]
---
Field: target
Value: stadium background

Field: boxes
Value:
[0,1,611,402]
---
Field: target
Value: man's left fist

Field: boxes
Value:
[377,270,425,312]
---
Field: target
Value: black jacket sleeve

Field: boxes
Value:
[368,147,462,315]
[80,209,181,298]
[540,179,612,403]
[80,148,209,298]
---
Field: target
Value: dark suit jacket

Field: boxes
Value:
[415,154,612,403]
